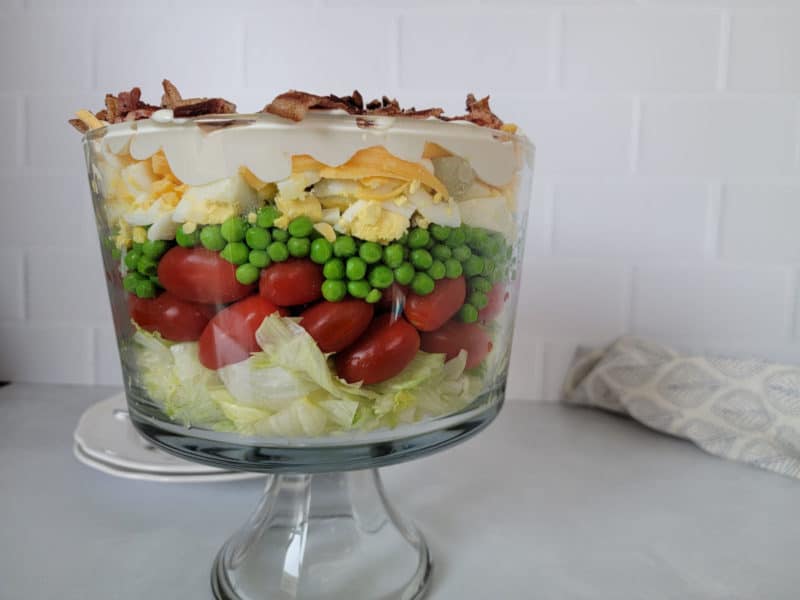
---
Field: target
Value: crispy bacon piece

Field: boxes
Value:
[69,118,89,134]
[160,79,236,116]
[443,94,504,129]
[263,90,446,123]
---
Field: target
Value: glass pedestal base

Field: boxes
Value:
[211,469,432,600]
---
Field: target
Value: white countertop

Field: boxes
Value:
[2,383,798,600]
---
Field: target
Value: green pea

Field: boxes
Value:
[176,225,200,247]
[463,255,485,278]
[267,241,289,262]
[347,280,370,299]
[483,260,497,278]
[470,276,492,293]
[124,249,141,270]
[431,244,452,261]
[310,238,333,264]
[249,250,270,268]
[368,265,394,289]
[245,226,271,250]
[358,242,382,264]
[200,225,226,251]
[322,279,347,302]
[430,224,450,241]
[256,206,280,229]
[468,228,489,251]
[382,243,404,268]
[398,232,409,245]
[427,260,446,280]
[271,228,289,242]
[288,216,314,238]
[323,258,345,280]
[346,257,367,281]
[411,272,435,296]
[132,241,144,252]
[220,216,247,242]
[394,262,415,286]
[135,279,157,299]
[469,291,489,310]
[287,237,311,258]
[137,256,158,277]
[444,258,463,279]
[236,263,260,285]
[141,239,169,259]
[452,245,472,262]
[459,303,479,323]
[410,248,433,270]
[446,227,467,248]
[149,275,162,288]
[220,242,250,265]
[111,246,122,261]
[333,235,357,258]
[365,288,382,304]
[407,228,430,249]
[123,272,143,293]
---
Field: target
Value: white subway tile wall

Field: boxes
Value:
[0,0,798,401]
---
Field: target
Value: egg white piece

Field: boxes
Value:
[172,174,258,225]
[277,170,321,201]
[458,197,515,242]
[147,212,179,241]
[407,189,461,228]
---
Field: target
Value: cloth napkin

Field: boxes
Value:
[562,336,800,479]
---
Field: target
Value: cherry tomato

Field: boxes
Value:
[158,247,255,304]
[299,300,374,353]
[128,292,216,342]
[404,276,466,332]
[259,259,324,307]
[478,283,508,323]
[377,283,408,313]
[335,314,420,384]
[198,295,287,370]
[420,320,492,370]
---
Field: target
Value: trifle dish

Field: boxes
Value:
[74,80,532,599]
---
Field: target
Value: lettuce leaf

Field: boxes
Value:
[132,314,480,437]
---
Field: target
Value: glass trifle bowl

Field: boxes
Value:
[78,87,533,600]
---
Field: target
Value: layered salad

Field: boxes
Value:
[74,81,529,437]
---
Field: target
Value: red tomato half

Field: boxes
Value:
[158,247,255,304]
[404,276,466,332]
[259,259,324,307]
[478,283,508,323]
[335,314,420,384]
[198,295,287,370]
[299,300,374,353]
[128,292,216,342]
[420,320,492,370]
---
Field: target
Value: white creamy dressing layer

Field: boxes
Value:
[100,110,530,188]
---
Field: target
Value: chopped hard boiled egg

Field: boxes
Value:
[407,189,461,228]
[273,194,323,229]
[458,197,515,242]
[336,200,410,243]
[277,171,321,201]
[172,174,258,225]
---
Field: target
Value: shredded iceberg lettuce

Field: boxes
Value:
[131,314,479,437]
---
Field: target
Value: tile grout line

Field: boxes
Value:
[547,9,564,92]
[716,10,731,92]
[390,14,401,89]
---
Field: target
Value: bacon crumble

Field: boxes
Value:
[70,81,507,133]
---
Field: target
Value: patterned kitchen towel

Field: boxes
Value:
[562,336,800,479]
